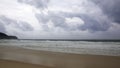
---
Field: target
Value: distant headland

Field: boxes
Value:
[0,32,18,39]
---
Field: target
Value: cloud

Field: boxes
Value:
[0,15,15,25]
[78,14,111,32]
[35,11,111,32]
[0,16,15,33]
[14,21,34,31]
[0,15,34,35]
[91,0,120,23]
[0,22,6,33]
[18,0,49,9]
[33,0,112,32]
[0,0,120,39]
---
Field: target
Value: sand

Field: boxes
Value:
[0,46,120,68]
[0,59,52,68]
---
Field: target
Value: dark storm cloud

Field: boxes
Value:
[0,15,34,31]
[36,12,111,32]
[91,0,120,23]
[18,0,49,9]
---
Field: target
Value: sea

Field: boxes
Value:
[0,39,120,56]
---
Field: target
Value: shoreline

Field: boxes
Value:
[0,46,120,68]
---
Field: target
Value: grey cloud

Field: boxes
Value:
[67,14,111,32]
[0,15,34,31]
[36,11,111,32]
[18,0,49,9]
[0,16,15,25]
[18,0,113,32]
[0,16,13,33]
[36,12,69,30]
[61,13,111,32]
[91,0,120,23]
[49,13,68,28]
[78,15,111,32]
[14,21,34,31]
[36,13,49,23]
[0,22,6,33]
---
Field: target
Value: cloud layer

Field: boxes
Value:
[34,0,112,32]
[0,0,120,39]
[18,0,49,9]
[91,0,120,23]
[0,15,34,38]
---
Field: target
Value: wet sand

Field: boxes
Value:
[0,59,52,68]
[0,46,120,68]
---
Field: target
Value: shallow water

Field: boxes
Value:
[0,40,120,56]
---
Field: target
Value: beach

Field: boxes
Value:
[0,46,120,68]
[0,59,52,68]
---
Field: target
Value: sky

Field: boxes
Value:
[0,0,120,39]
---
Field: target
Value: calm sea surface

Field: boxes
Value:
[0,40,120,56]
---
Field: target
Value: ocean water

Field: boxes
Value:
[0,40,120,56]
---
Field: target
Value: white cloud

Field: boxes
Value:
[66,17,84,25]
